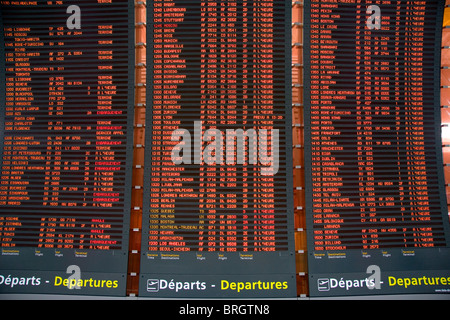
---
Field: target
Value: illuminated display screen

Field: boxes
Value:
[304,0,450,296]
[0,1,134,295]
[139,0,296,298]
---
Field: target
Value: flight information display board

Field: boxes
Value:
[305,0,450,297]
[0,1,134,296]
[140,0,296,298]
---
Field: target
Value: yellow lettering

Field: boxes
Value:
[221,280,229,290]
[54,276,62,286]
[388,276,396,286]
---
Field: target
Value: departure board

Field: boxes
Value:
[0,1,134,296]
[305,0,450,296]
[139,0,296,298]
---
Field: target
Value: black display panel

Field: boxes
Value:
[0,0,134,296]
[140,0,296,298]
[304,0,450,297]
